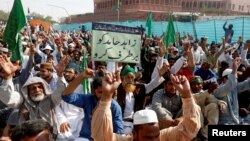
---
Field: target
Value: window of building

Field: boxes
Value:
[186,2,189,8]
[100,2,103,8]
[212,2,216,8]
[178,0,182,6]
[238,5,241,11]
[242,6,244,11]
[208,2,211,8]
[232,4,235,10]
[166,0,169,5]
[125,0,129,5]
[216,2,220,8]
[182,1,185,7]
[174,0,178,5]
[193,1,197,8]
[199,2,203,8]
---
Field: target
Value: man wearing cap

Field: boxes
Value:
[91,72,201,141]
[0,46,10,57]
[213,57,250,124]
[67,43,76,58]
[141,47,159,83]
[190,76,226,139]
[0,55,67,138]
[35,43,59,65]
[39,63,58,91]
[117,63,166,135]
[116,43,168,134]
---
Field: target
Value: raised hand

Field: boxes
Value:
[29,43,35,56]
[101,70,121,102]
[55,55,69,77]
[170,74,191,98]
[81,68,95,78]
[0,55,19,79]
[159,40,167,57]
[60,122,71,133]
[158,62,169,77]
[232,57,241,76]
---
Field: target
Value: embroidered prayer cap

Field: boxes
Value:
[121,66,136,76]
[40,63,53,70]
[133,109,158,125]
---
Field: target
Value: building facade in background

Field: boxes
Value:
[68,0,250,23]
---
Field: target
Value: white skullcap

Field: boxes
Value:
[149,47,155,52]
[22,41,28,46]
[68,43,76,47]
[54,33,60,39]
[43,45,53,51]
[173,47,178,52]
[222,69,232,77]
[133,109,158,125]
[225,43,231,48]
[0,47,9,53]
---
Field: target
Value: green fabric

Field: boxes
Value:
[3,0,26,64]
[121,66,135,76]
[81,49,90,94]
[164,14,176,58]
[145,12,152,38]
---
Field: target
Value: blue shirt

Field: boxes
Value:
[62,93,123,140]
[194,67,217,81]
[223,23,234,43]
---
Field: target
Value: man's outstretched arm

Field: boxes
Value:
[91,71,130,141]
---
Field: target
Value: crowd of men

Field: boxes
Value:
[0,20,249,141]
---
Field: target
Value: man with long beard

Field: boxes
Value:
[116,41,169,135]
[0,55,67,139]
[116,64,167,135]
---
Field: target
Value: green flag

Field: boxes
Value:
[3,0,26,63]
[145,12,152,38]
[164,14,176,48]
[81,49,90,94]
[164,14,176,58]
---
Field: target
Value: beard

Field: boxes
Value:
[65,76,74,82]
[30,93,45,102]
[124,83,136,93]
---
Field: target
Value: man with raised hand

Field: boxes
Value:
[91,72,201,141]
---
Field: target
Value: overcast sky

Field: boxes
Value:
[0,0,94,21]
